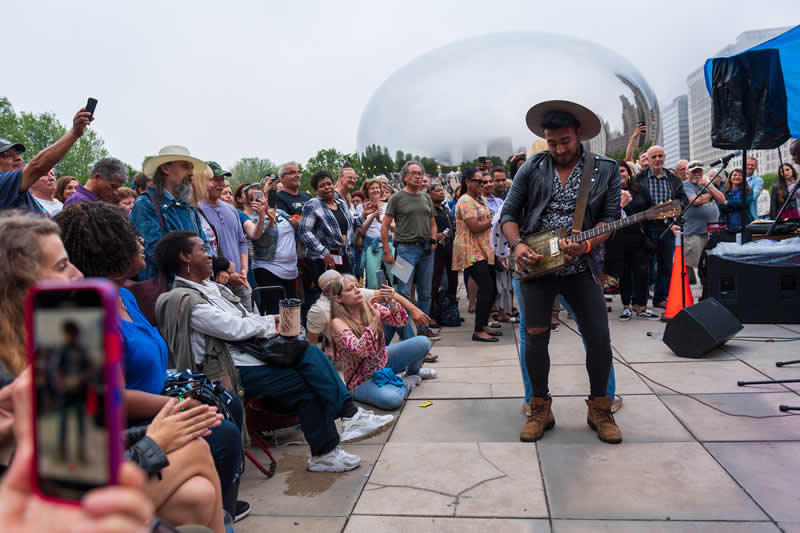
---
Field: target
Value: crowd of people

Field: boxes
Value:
[1,103,799,532]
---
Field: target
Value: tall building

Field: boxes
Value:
[687,27,794,175]
[662,95,690,168]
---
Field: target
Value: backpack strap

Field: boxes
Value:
[145,192,166,235]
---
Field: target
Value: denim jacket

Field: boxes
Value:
[251,211,284,262]
[130,187,209,280]
[500,149,621,237]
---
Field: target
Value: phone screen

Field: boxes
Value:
[33,289,110,501]
[376,270,387,287]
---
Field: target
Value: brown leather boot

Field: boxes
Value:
[586,397,622,444]
[520,397,555,442]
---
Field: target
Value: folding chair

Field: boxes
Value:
[242,286,302,478]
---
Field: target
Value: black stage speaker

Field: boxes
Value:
[663,298,743,359]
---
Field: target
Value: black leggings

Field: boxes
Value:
[466,260,496,333]
[254,268,298,315]
[519,271,612,398]
[620,241,650,307]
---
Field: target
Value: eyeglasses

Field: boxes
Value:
[406,171,424,177]
[472,179,489,184]
[0,149,21,158]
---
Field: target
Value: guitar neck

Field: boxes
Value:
[569,211,648,243]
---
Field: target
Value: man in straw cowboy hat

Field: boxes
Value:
[130,145,211,280]
[500,100,623,444]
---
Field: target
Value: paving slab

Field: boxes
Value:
[706,442,800,522]
[389,398,527,443]
[545,394,693,444]
[431,344,520,367]
[779,523,800,533]
[236,516,347,533]
[354,442,548,517]
[630,360,788,394]
[538,442,767,520]
[239,444,382,517]
[547,363,651,396]
[550,520,779,532]
[659,392,800,441]
[408,380,494,399]
[345,516,551,532]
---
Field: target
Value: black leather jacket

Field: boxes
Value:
[500,149,621,237]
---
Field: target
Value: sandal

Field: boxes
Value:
[424,353,438,363]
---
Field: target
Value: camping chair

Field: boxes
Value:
[243,286,302,478]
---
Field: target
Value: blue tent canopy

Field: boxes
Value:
[705,25,800,140]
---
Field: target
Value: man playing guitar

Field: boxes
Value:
[500,100,623,444]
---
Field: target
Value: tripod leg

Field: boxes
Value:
[737,379,800,386]
[776,360,800,368]
[779,405,800,412]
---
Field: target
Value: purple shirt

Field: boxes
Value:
[200,200,248,272]
[63,184,101,206]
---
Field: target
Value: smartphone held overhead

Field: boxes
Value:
[25,279,122,504]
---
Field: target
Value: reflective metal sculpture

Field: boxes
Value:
[357,32,660,163]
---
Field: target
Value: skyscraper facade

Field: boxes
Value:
[662,95,689,169]
[686,27,794,175]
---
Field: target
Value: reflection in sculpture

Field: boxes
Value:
[357,32,660,163]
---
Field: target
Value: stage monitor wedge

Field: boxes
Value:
[663,298,743,359]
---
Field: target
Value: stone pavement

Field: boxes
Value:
[237,291,800,533]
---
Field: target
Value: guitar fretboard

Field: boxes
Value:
[568,211,648,243]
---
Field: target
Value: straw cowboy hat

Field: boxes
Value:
[143,145,209,178]
[525,100,602,140]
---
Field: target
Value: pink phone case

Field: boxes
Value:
[25,279,123,506]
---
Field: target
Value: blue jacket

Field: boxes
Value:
[130,187,209,280]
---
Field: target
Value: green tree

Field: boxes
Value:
[230,157,278,187]
[361,144,394,177]
[0,97,108,182]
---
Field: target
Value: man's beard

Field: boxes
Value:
[176,182,193,203]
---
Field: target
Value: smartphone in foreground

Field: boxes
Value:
[376,270,387,288]
[25,279,123,505]
[252,189,264,201]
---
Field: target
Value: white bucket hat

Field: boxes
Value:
[143,145,209,179]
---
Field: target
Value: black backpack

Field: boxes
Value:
[436,291,462,327]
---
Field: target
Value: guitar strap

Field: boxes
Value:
[571,148,595,237]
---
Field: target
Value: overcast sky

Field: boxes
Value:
[5,0,798,169]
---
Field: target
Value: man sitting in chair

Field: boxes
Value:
[154,231,393,472]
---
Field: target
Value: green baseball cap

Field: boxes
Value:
[206,161,232,177]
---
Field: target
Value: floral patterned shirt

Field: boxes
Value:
[333,304,409,392]
[452,195,494,271]
[535,158,588,276]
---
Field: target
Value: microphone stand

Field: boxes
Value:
[659,159,733,313]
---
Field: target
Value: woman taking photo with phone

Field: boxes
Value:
[329,274,433,410]
[0,209,229,532]
[453,168,498,343]
[356,178,394,289]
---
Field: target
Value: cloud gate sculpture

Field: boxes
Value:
[357,32,660,163]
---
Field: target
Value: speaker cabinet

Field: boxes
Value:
[663,298,743,358]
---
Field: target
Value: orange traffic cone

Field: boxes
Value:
[661,232,693,321]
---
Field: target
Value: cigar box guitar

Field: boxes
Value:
[512,200,680,281]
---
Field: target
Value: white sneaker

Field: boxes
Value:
[403,375,422,390]
[341,407,394,443]
[307,446,360,472]
[416,368,438,380]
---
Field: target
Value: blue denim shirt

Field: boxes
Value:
[250,211,283,262]
[130,187,209,280]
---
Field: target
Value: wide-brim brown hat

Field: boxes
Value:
[143,145,209,179]
[525,100,602,141]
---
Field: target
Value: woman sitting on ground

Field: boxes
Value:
[330,274,434,411]
[152,230,394,472]
[0,210,227,532]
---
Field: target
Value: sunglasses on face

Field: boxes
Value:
[472,179,489,184]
